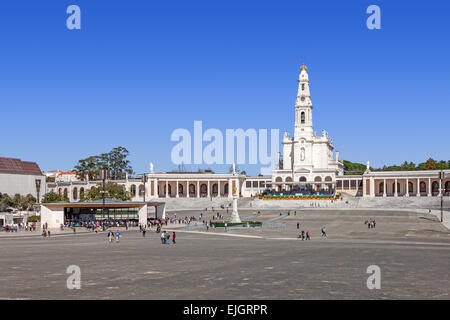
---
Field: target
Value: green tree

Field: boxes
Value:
[74,147,133,180]
[423,158,437,170]
[42,191,69,203]
[84,182,131,201]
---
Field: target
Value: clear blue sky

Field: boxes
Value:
[1,0,449,176]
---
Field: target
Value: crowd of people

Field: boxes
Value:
[2,222,37,232]
[365,218,376,229]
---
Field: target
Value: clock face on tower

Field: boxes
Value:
[300,96,305,102]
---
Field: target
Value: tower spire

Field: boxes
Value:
[301,56,307,71]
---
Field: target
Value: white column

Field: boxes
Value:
[207,180,210,198]
[383,179,386,197]
[417,178,420,197]
[197,180,200,198]
[228,178,232,198]
[369,177,375,197]
[153,179,158,198]
[428,178,431,197]
[394,178,398,197]
[186,180,189,198]
[406,178,409,197]
[165,180,168,198]
[176,180,179,198]
[236,179,240,198]
[218,181,221,197]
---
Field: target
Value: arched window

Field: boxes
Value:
[73,187,78,200]
[301,112,305,124]
[275,177,282,182]
[178,184,184,196]
[300,148,305,161]
[285,177,292,182]
[130,185,136,196]
[420,181,426,193]
[63,188,68,199]
[302,83,305,91]
[212,184,218,196]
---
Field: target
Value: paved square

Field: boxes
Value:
[1,209,449,299]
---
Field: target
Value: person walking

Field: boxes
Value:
[301,230,305,241]
[172,232,176,244]
[161,231,166,244]
[142,228,146,238]
[297,222,300,230]
[115,230,120,242]
[321,227,327,238]
[306,231,310,240]
[373,219,376,228]
[166,233,171,244]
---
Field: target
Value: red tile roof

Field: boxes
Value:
[0,157,43,175]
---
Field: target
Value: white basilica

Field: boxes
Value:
[271,63,343,191]
[45,63,450,201]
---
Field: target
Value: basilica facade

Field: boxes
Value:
[271,63,343,191]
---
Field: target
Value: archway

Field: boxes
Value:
[130,185,136,197]
[408,181,414,195]
[200,184,207,197]
[314,176,322,192]
[178,184,184,197]
[73,187,78,201]
[420,181,426,193]
[212,183,218,196]
[432,181,439,195]
[189,184,196,197]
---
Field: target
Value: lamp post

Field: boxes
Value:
[35,179,41,204]
[439,171,444,223]
[100,169,108,221]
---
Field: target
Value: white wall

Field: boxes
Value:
[40,205,64,228]
[0,173,46,201]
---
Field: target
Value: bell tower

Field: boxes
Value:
[294,58,313,138]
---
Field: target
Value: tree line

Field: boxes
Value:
[344,158,450,175]
[0,193,37,211]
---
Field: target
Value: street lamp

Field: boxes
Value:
[35,179,41,204]
[100,169,108,221]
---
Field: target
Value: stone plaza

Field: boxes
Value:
[1,208,449,300]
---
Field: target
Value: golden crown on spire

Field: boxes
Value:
[300,55,307,71]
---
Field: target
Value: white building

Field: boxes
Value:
[271,63,343,191]
[0,157,46,202]
[44,63,449,201]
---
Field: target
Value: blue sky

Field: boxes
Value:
[1,0,449,176]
